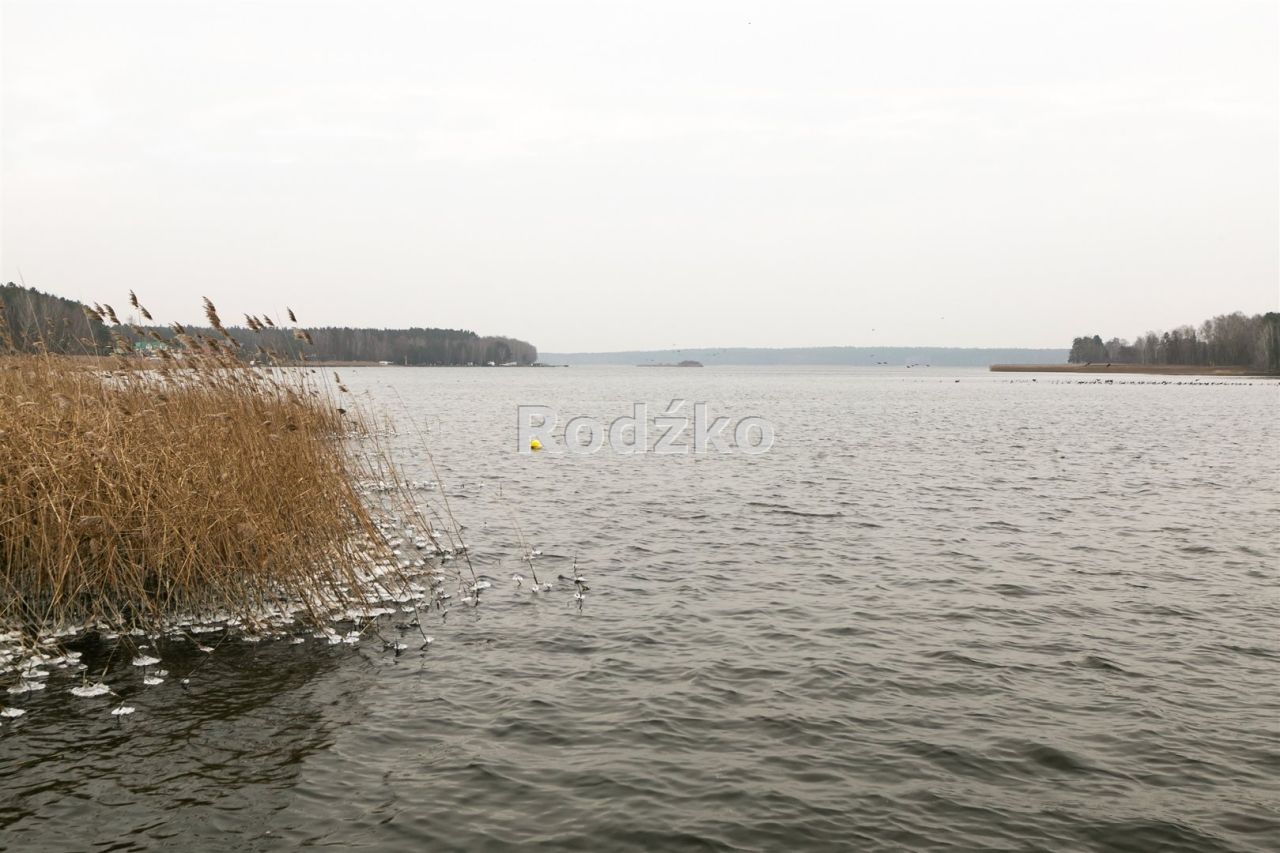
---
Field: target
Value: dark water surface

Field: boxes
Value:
[3,367,1278,852]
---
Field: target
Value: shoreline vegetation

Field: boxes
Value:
[1,292,474,691]
[990,364,1278,376]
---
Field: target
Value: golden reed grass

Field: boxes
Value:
[0,297,401,635]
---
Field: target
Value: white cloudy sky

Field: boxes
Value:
[2,1,1276,351]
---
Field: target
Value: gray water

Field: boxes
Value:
[3,367,1278,852]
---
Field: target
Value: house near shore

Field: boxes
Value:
[115,340,175,359]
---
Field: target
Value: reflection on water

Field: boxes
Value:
[3,368,1278,852]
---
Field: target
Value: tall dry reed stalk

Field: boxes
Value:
[0,298,406,636]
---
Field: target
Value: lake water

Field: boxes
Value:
[3,367,1278,852]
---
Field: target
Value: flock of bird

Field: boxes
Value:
[1,516,591,728]
[1000,377,1264,386]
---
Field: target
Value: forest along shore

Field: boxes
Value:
[990,364,1278,376]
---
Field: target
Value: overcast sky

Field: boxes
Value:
[2,1,1276,352]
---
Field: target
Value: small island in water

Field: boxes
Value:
[638,359,703,367]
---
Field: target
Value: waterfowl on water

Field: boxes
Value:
[70,683,111,698]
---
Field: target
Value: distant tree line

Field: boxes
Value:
[0,283,537,365]
[1069,311,1280,372]
[0,284,111,353]
[207,325,538,365]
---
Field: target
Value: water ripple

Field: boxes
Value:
[3,367,1278,852]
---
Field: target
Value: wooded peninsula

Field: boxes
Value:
[0,283,537,365]
[1065,311,1280,372]
[994,311,1279,375]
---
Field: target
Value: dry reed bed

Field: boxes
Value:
[0,299,439,645]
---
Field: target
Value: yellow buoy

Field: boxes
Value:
[529,438,543,451]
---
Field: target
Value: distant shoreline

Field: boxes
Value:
[542,346,1068,367]
[991,364,1278,376]
[34,355,552,369]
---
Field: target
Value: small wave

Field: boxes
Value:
[768,508,844,518]
[897,739,1011,783]
[1220,643,1277,659]
[989,583,1040,597]
[922,649,1000,669]
[1067,654,1143,677]
[1021,742,1103,775]
[979,520,1025,532]
[1079,818,1237,853]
